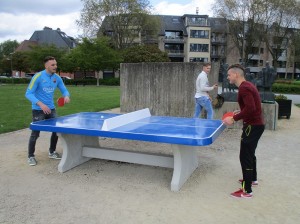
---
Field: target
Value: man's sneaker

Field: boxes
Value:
[28,157,37,166]
[238,179,258,186]
[230,189,253,199]
[241,192,253,198]
[48,151,61,160]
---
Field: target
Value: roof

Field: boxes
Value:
[29,27,76,49]
[158,15,187,36]
[15,40,38,52]
[101,14,217,37]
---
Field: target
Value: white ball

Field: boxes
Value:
[101,116,104,118]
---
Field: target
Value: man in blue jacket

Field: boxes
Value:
[25,56,70,166]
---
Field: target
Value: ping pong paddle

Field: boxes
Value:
[57,97,65,107]
[222,111,234,120]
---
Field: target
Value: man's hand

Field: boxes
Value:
[223,116,234,126]
[37,101,51,114]
[64,96,70,104]
[233,110,240,115]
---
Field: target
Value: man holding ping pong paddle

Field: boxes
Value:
[223,64,265,199]
[25,56,70,166]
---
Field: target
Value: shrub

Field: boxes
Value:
[272,83,300,94]
[275,94,288,100]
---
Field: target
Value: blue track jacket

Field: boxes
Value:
[25,70,70,110]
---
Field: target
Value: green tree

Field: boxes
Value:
[0,40,19,58]
[122,44,170,63]
[0,40,19,75]
[61,37,122,85]
[77,0,160,49]
[26,44,67,72]
[12,51,31,75]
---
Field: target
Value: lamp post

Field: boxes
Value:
[9,52,14,77]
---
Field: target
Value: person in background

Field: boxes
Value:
[223,64,265,199]
[25,56,70,166]
[193,62,218,119]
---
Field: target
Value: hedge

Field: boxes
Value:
[0,77,120,86]
[272,83,300,94]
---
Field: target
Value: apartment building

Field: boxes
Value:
[101,13,300,78]
[156,14,212,63]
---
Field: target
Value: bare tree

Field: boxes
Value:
[77,0,160,49]
[212,0,300,67]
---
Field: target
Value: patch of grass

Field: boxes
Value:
[0,84,120,134]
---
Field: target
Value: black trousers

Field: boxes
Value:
[28,109,58,158]
[240,124,265,193]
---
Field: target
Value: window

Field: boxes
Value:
[165,31,183,39]
[251,47,259,54]
[260,60,264,66]
[172,18,180,23]
[190,30,209,39]
[248,59,259,67]
[164,44,184,53]
[211,45,217,55]
[277,61,286,68]
[260,48,264,54]
[190,44,209,52]
[220,46,225,54]
[188,17,207,26]
[189,57,208,62]
[105,31,114,37]
[281,50,287,57]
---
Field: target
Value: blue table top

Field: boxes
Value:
[30,112,225,146]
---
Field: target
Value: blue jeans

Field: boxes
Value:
[28,109,58,158]
[193,96,214,119]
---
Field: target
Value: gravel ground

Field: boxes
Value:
[1,107,300,224]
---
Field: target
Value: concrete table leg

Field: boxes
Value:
[171,145,199,191]
[57,134,100,173]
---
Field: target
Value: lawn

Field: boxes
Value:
[0,84,120,134]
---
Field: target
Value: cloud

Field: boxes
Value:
[0,0,82,15]
[152,0,213,16]
[0,0,82,42]
[0,0,215,43]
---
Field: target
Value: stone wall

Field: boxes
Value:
[120,62,278,130]
[120,62,220,117]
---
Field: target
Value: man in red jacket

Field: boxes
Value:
[223,64,265,199]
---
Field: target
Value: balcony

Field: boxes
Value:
[211,53,225,59]
[211,38,226,45]
[165,50,185,57]
[248,54,260,60]
[164,36,185,43]
[142,37,158,44]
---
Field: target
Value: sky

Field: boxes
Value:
[0,0,215,43]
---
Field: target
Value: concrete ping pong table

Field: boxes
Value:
[30,108,225,191]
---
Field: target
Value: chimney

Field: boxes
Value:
[196,7,199,15]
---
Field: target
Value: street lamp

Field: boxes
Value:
[9,52,14,77]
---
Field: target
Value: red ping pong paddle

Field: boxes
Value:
[222,111,234,120]
[57,97,65,107]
